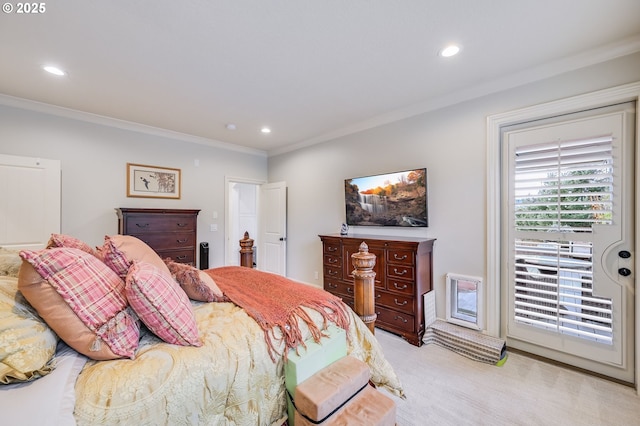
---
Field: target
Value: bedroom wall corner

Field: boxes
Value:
[267,51,640,324]
[0,104,268,268]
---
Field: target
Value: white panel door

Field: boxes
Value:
[259,181,287,275]
[0,154,60,250]
[503,103,635,382]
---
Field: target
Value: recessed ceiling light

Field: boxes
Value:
[43,65,66,76]
[439,45,461,58]
[261,127,271,134]
[226,123,237,130]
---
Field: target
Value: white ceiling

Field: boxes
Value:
[1,1,639,155]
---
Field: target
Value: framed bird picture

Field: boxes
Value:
[126,163,181,199]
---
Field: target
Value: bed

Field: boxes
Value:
[0,235,403,425]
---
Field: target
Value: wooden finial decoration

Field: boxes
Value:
[351,241,377,334]
[239,231,254,268]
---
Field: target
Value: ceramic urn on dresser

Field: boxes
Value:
[319,234,435,346]
[116,208,200,265]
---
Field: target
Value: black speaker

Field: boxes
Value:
[199,242,209,270]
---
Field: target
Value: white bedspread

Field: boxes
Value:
[0,342,88,426]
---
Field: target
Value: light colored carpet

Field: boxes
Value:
[375,328,640,426]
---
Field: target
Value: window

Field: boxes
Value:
[446,273,483,330]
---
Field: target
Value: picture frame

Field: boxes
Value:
[445,273,484,330]
[127,163,181,199]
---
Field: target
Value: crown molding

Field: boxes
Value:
[270,35,640,157]
[0,94,268,158]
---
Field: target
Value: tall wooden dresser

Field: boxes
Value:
[319,234,435,346]
[116,208,200,265]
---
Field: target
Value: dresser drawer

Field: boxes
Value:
[375,290,414,314]
[386,248,415,266]
[124,215,196,234]
[323,241,341,255]
[386,278,415,296]
[375,305,415,333]
[323,265,342,280]
[340,295,355,312]
[324,279,353,298]
[156,248,195,265]
[131,232,196,250]
[386,264,415,281]
[323,254,342,267]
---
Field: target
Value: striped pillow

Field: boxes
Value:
[125,260,201,347]
[46,234,96,256]
[99,235,171,279]
[18,248,140,359]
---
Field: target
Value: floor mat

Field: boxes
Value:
[423,319,506,364]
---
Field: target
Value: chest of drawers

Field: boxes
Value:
[319,234,435,346]
[116,208,200,265]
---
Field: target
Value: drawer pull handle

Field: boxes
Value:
[375,294,381,299]
[177,223,188,227]
[135,223,150,228]
[328,247,337,252]
[328,283,338,289]
[394,315,408,323]
[329,270,338,276]
[328,258,338,264]
[176,239,188,243]
[394,299,407,306]
[393,282,408,290]
[393,268,408,276]
[176,255,187,260]
[393,254,408,260]
[347,287,353,294]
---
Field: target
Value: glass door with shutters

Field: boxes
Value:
[502,102,635,383]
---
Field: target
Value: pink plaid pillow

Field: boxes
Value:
[18,248,140,360]
[46,233,96,256]
[125,260,201,347]
[99,235,171,279]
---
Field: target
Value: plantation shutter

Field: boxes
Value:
[512,135,613,343]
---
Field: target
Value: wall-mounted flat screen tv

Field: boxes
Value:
[345,168,428,227]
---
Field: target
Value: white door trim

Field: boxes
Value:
[486,81,640,386]
[224,176,265,266]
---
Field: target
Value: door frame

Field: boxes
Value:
[224,177,287,275]
[487,81,640,387]
[224,176,264,266]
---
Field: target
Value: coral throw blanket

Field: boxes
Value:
[206,266,350,361]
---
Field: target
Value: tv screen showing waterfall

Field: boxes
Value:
[345,168,428,227]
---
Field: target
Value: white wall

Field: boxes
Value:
[0,104,268,268]
[268,51,640,322]
[1,52,638,320]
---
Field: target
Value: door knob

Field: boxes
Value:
[619,250,631,259]
[618,268,632,277]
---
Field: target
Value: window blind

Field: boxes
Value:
[512,136,613,344]
[514,136,613,233]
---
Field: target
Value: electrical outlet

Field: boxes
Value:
[210,224,217,232]
[314,271,319,280]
